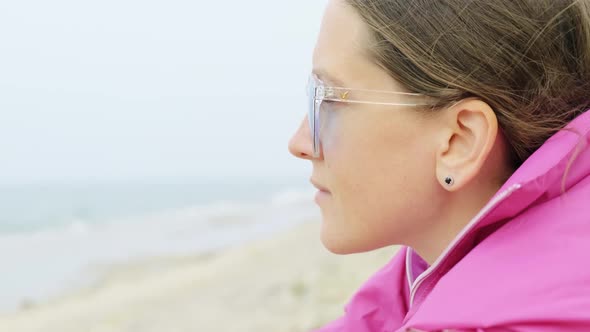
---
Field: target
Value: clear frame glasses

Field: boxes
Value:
[306,73,429,157]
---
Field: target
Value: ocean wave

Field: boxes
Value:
[0,186,319,313]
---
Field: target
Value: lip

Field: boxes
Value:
[310,178,331,193]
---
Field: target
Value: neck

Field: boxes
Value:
[411,178,501,266]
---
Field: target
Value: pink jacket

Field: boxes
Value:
[314,109,590,332]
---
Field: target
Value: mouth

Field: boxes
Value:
[310,178,331,194]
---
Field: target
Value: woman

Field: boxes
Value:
[288,0,590,331]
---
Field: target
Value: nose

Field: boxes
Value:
[288,115,315,160]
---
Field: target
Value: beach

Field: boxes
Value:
[0,219,399,332]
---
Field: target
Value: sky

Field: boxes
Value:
[0,0,327,183]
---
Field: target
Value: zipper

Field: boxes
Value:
[408,183,522,307]
[405,246,414,287]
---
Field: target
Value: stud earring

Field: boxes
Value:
[444,176,454,186]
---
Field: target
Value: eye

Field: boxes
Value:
[322,99,338,106]
[321,99,340,112]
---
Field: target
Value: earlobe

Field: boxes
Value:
[435,99,498,191]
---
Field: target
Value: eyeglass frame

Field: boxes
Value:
[306,73,430,157]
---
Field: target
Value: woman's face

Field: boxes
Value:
[289,0,446,254]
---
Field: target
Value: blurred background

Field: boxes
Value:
[0,0,395,331]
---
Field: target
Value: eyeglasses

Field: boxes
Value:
[306,73,429,157]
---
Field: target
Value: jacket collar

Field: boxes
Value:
[407,108,590,309]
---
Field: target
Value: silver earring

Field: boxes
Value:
[444,176,454,186]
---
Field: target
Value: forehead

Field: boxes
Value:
[312,0,372,85]
[311,1,412,93]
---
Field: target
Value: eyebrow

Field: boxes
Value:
[312,68,346,87]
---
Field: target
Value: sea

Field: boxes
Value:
[0,176,318,313]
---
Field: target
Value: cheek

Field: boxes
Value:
[320,112,440,248]
[320,106,374,162]
[323,110,420,170]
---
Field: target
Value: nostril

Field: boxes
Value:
[288,118,315,159]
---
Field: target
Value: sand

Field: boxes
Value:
[0,220,399,332]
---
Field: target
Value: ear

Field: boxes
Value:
[435,99,498,191]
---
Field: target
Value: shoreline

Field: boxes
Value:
[0,219,399,332]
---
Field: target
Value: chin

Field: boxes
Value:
[319,226,372,255]
[319,220,395,255]
[322,241,356,255]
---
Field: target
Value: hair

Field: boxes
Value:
[345,0,590,174]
